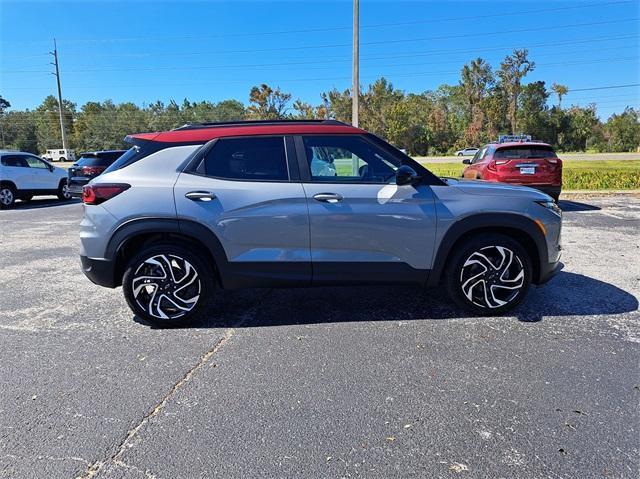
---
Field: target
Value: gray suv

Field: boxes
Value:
[79,120,562,327]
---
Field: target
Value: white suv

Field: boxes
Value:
[0,150,72,208]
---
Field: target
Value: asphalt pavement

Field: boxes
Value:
[0,196,638,478]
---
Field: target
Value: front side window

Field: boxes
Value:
[201,136,288,181]
[303,135,398,183]
[25,156,49,169]
[471,147,487,164]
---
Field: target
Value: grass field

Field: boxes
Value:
[419,160,640,190]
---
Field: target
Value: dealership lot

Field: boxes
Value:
[0,197,638,478]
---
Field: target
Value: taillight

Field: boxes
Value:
[81,166,104,176]
[82,183,130,205]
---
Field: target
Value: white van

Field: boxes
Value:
[42,148,76,163]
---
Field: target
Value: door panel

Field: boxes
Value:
[303,182,437,274]
[24,156,56,190]
[173,135,311,286]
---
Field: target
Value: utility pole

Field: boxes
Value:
[352,0,359,127]
[351,0,359,175]
[50,39,67,150]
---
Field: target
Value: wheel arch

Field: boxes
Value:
[0,180,17,190]
[428,213,547,287]
[107,218,229,288]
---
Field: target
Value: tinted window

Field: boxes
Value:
[201,137,288,181]
[1,155,29,167]
[494,145,557,159]
[76,153,122,167]
[303,135,398,183]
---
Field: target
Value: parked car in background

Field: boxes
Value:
[455,147,479,157]
[67,150,126,198]
[0,150,72,208]
[42,148,76,163]
[461,135,563,202]
[78,120,562,327]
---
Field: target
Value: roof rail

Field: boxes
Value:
[172,119,348,131]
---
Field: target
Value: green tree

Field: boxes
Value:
[460,58,494,145]
[517,81,551,142]
[498,49,535,134]
[247,84,291,119]
[604,107,640,152]
[551,83,568,108]
[33,95,76,153]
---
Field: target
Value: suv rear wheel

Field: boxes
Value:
[57,179,72,200]
[445,233,532,315]
[122,244,214,327]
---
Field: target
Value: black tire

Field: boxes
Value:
[457,152,463,156]
[551,193,560,203]
[59,157,66,162]
[445,233,532,315]
[122,243,215,327]
[0,184,16,209]
[57,179,72,200]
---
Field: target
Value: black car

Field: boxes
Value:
[67,150,126,197]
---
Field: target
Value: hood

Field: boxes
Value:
[443,178,551,200]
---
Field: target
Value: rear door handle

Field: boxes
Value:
[185,191,216,201]
[313,192,343,203]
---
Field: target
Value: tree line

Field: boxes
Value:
[1,49,638,156]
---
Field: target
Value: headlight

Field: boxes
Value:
[535,200,562,217]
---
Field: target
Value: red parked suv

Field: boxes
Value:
[461,135,562,202]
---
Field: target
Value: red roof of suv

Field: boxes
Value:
[129,120,365,144]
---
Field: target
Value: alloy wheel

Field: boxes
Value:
[62,183,72,199]
[131,254,201,320]
[459,245,525,309]
[0,188,14,206]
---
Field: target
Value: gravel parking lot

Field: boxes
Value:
[0,196,638,478]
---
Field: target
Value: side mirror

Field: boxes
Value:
[49,164,55,172]
[462,159,471,165]
[396,165,419,186]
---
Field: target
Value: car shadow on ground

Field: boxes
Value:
[9,198,81,210]
[558,200,601,212]
[133,271,638,329]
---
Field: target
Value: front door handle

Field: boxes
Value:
[185,191,216,202]
[313,192,343,203]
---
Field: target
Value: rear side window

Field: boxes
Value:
[1,155,29,167]
[494,146,557,159]
[200,136,288,181]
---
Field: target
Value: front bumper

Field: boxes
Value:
[538,260,563,284]
[80,255,117,288]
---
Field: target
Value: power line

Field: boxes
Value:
[4,42,638,75]
[1,0,631,46]
[7,17,636,61]
[4,57,638,92]
[570,83,640,92]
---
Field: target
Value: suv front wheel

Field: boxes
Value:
[122,244,214,327]
[445,234,532,315]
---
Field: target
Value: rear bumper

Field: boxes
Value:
[68,178,89,197]
[532,185,561,198]
[80,255,117,288]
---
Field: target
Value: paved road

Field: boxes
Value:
[0,197,638,478]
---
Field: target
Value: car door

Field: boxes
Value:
[173,135,311,287]
[24,155,56,191]
[1,155,33,190]
[296,134,437,284]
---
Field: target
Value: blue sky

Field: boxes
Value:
[1,0,638,119]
